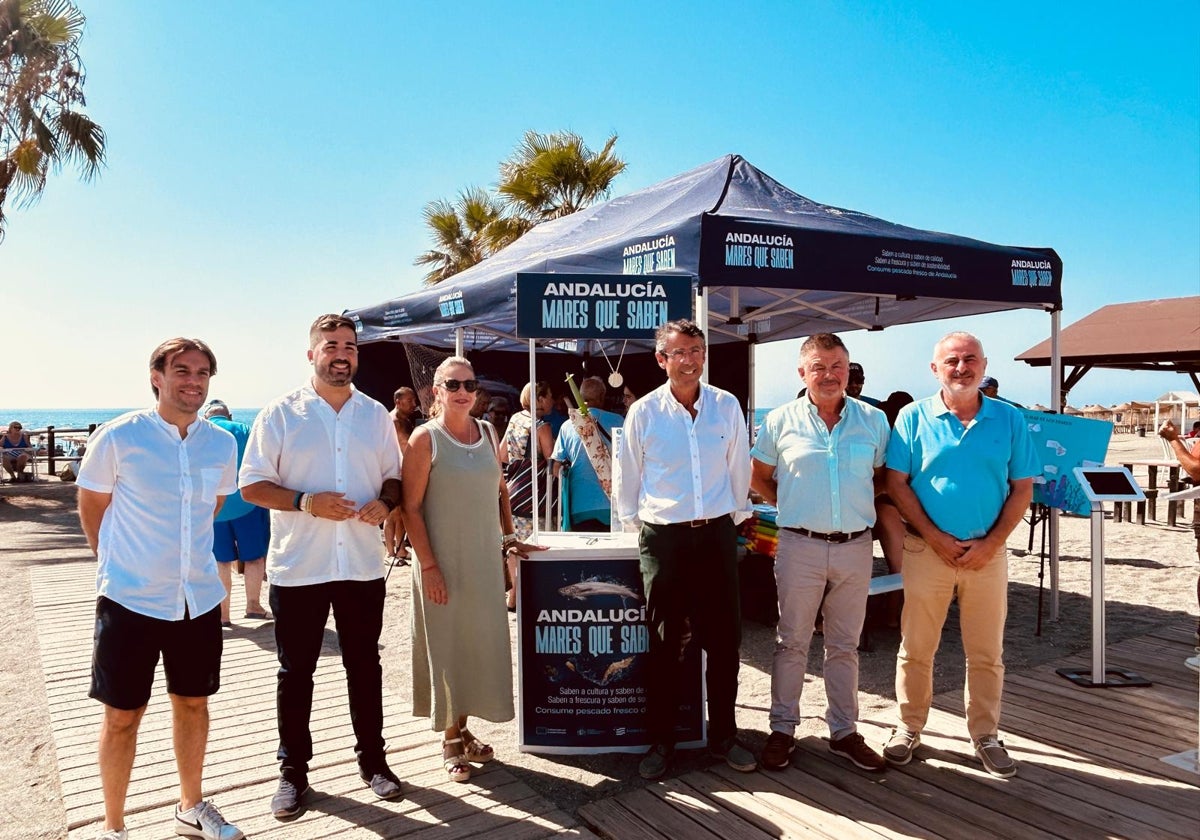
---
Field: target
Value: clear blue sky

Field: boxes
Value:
[5,1,1198,409]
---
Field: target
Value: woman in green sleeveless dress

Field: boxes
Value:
[402,357,542,782]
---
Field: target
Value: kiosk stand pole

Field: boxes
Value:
[1056,496,1150,688]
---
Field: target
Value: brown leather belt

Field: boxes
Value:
[783,526,869,544]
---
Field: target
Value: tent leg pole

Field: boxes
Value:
[748,341,757,443]
[1050,309,1061,621]
[697,285,709,385]
[455,328,464,357]
[529,339,539,541]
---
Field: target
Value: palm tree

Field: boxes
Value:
[414,187,506,285]
[497,130,626,222]
[0,0,105,242]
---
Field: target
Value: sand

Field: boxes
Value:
[1,433,1195,838]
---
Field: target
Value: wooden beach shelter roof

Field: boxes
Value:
[1016,296,1200,397]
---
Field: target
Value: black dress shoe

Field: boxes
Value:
[362,768,403,800]
[271,776,309,820]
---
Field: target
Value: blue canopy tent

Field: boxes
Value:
[345,153,1071,614]
[347,154,1061,353]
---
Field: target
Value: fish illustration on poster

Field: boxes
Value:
[519,555,704,753]
[1021,409,1113,516]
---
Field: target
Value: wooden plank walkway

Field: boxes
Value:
[33,557,1200,839]
[579,624,1200,840]
[32,561,594,839]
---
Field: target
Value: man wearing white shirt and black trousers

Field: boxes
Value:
[616,319,755,781]
[241,314,402,820]
[77,338,243,840]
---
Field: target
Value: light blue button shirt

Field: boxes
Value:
[886,393,1040,540]
[752,395,889,532]
[76,409,238,621]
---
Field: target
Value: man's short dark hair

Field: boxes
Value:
[149,338,217,398]
[394,386,415,402]
[654,319,705,353]
[799,333,848,360]
[309,314,357,348]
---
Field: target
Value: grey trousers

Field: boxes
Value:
[769,529,872,739]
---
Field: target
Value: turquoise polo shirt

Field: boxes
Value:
[886,394,1039,540]
[208,415,255,521]
[752,395,889,532]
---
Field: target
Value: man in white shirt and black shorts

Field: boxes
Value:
[76,337,243,840]
[616,318,755,781]
[241,314,402,820]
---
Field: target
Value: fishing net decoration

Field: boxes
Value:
[403,343,452,416]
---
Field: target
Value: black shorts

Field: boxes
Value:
[89,597,222,710]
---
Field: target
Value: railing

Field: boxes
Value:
[25,425,97,477]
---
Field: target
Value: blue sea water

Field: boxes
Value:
[0,408,263,433]
[6,406,768,435]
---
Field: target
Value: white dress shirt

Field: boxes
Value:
[76,409,238,621]
[616,382,751,526]
[239,384,402,586]
[751,395,889,532]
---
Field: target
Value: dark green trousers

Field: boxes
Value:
[639,515,741,747]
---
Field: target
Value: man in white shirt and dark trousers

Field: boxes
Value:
[616,319,755,780]
[750,334,890,773]
[76,338,243,840]
[241,314,403,820]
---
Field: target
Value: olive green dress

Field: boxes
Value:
[411,419,514,729]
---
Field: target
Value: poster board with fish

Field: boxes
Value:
[1020,410,1113,516]
[517,534,705,754]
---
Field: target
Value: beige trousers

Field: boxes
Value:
[895,533,1008,739]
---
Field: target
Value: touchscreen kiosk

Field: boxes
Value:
[1073,466,1145,503]
[1056,466,1150,689]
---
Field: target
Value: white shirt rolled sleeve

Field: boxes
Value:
[617,382,751,527]
[239,384,402,586]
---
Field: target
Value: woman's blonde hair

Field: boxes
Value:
[519,381,552,410]
[429,356,473,418]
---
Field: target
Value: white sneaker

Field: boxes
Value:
[174,800,244,840]
[1185,654,1200,674]
[96,830,128,840]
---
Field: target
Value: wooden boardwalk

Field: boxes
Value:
[579,623,1200,840]
[34,560,1199,839]
[32,561,594,839]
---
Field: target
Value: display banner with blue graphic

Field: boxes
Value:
[1022,410,1113,516]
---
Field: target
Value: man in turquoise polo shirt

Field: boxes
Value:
[882,332,1038,778]
[551,376,622,531]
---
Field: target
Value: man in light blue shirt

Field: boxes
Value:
[883,331,1038,779]
[204,400,270,626]
[551,376,622,531]
[750,334,890,773]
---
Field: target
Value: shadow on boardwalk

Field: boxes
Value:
[5,482,1199,838]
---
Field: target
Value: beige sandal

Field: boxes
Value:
[460,728,495,763]
[442,738,471,782]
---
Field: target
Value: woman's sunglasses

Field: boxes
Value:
[440,378,480,393]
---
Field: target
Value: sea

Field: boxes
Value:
[3,406,774,436]
[0,408,264,434]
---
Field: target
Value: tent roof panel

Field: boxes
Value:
[348,155,1062,351]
